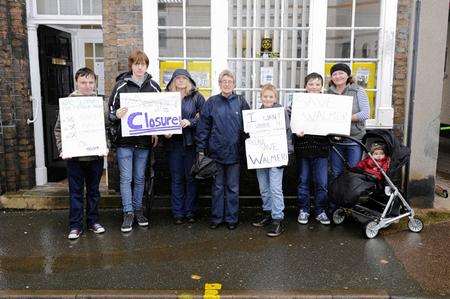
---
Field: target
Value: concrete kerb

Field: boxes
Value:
[0,289,390,298]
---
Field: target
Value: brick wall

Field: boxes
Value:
[103,0,144,191]
[392,0,413,139]
[0,0,35,193]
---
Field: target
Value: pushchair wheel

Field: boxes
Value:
[364,221,379,239]
[408,218,423,233]
[332,208,346,225]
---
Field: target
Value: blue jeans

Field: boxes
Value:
[256,167,285,220]
[117,147,150,213]
[330,143,363,179]
[297,157,328,214]
[67,158,104,230]
[168,145,197,218]
[211,163,240,224]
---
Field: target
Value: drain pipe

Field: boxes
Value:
[404,0,421,198]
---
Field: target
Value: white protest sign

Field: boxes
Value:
[59,96,107,158]
[120,92,182,136]
[290,93,353,136]
[243,107,288,169]
[243,107,285,133]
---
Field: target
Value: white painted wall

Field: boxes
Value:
[408,0,449,206]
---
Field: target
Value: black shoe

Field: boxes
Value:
[227,222,238,230]
[135,209,149,227]
[252,212,272,227]
[209,222,220,229]
[173,217,184,225]
[266,220,283,237]
[121,212,134,232]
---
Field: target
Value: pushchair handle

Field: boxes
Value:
[326,134,370,153]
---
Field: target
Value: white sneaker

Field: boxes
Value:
[297,210,310,224]
[68,229,82,240]
[89,223,106,234]
[316,212,331,225]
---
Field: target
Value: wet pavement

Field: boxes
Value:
[0,208,448,298]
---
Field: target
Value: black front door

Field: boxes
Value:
[38,25,74,181]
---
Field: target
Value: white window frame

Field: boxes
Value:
[144,0,398,127]
[30,0,102,25]
[143,0,213,94]
[310,0,397,128]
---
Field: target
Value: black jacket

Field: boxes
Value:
[163,69,205,150]
[293,134,330,158]
[108,72,161,148]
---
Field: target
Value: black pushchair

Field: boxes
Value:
[328,129,424,238]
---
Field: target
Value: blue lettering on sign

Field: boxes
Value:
[126,112,181,135]
[128,112,143,129]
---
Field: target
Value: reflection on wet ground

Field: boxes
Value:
[0,209,446,297]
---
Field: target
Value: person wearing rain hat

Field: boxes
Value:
[327,63,370,179]
[164,69,205,225]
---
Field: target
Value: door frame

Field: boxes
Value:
[26,1,102,185]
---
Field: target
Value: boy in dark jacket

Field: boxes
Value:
[54,67,106,240]
[196,70,250,230]
[294,73,331,225]
[108,50,160,232]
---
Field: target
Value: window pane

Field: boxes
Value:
[285,29,309,58]
[327,0,352,27]
[92,0,102,14]
[36,0,58,14]
[158,2,182,26]
[159,29,183,57]
[353,61,377,90]
[60,0,81,15]
[187,0,211,26]
[95,43,103,58]
[85,43,93,57]
[280,60,309,91]
[187,60,211,89]
[355,0,380,27]
[187,30,211,57]
[326,30,351,58]
[85,58,94,71]
[354,30,379,58]
[83,0,91,14]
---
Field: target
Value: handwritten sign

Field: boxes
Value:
[243,107,288,169]
[59,97,107,158]
[290,93,353,136]
[120,92,182,136]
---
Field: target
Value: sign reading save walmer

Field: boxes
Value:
[243,107,288,169]
[120,92,182,136]
[290,93,353,136]
[59,96,107,158]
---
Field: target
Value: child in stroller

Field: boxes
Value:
[329,129,423,238]
[355,143,390,181]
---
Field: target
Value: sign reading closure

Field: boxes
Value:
[243,107,288,169]
[290,93,353,136]
[120,92,182,136]
[59,96,108,158]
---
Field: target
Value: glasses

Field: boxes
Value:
[220,80,234,85]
